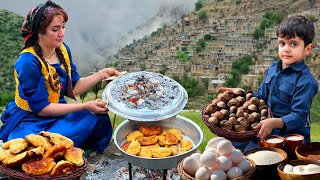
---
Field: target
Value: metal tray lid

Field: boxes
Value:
[102,71,188,121]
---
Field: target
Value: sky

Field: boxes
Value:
[1,0,195,73]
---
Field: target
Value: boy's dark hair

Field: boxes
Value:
[276,15,314,47]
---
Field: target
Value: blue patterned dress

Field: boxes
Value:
[0,43,112,153]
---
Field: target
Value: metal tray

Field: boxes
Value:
[114,115,203,170]
[102,71,188,121]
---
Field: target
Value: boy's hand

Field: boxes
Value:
[254,118,284,139]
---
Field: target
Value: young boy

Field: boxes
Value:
[217,15,319,151]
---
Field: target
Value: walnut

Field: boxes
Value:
[248,104,257,112]
[234,124,246,132]
[229,113,236,118]
[249,97,260,106]
[248,114,255,123]
[260,109,268,117]
[227,98,241,107]
[237,117,249,127]
[251,112,260,121]
[243,101,251,108]
[205,104,218,115]
[211,98,220,105]
[220,120,233,131]
[217,93,229,103]
[259,99,266,106]
[229,106,237,114]
[208,117,219,125]
[228,117,238,126]
[217,101,227,109]
[220,109,229,119]
[236,109,244,118]
[261,116,267,120]
[234,89,244,97]
[213,111,224,120]
[236,96,246,105]
[245,93,253,101]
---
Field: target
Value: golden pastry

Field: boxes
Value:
[25,134,53,151]
[158,134,166,146]
[137,135,159,146]
[179,139,193,153]
[126,141,141,155]
[138,146,152,158]
[64,147,84,166]
[151,147,172,158]
[39,131,74,149]
[166,145,179,156]
[50,160,76,176]
[0,149,11,162]
[163,128,183,140]
[22,158,56,175]
[139,126,162,136]
[43,145,66,160]
[165,133,179,145]
[2,138,28,154]
[126,130,144,142]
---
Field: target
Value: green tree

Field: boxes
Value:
[197,10,208,23]
[195,1,203,11]
[253,28,264,39]
[92,81,102,99]
[176,50,189,61]
[203,34,212,41]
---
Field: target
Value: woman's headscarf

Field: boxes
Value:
[21,1,60,45]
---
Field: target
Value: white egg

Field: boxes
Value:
[204,147,218,155]
[190,152,202,162]
[305,164,320,173]
[210,170,227,180]
[200,151,217,167]
[217,140,233,156]
[217,156,232,171]
[229,149,244,164]
[283,164,293,173]
[183,156,201,177]
[237,159,251,174]
[227,167,243,179]
[206,137,226,149]
[195,167,212,180]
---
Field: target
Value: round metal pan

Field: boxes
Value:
[114,115,203,170]
[102,71,188,121]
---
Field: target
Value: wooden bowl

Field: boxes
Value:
[244,147,288,180]
[295,142,320,160]
[277,160,320,180]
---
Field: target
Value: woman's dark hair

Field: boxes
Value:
[31,6,69,92]
[276,15,314,47]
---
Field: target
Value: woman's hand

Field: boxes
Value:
[85,100,109,114]
[216,87,244,93]
[254,118,284,139]
[99,68,120,81]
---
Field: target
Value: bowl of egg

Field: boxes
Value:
[277,160,320,180]
[244,147,287,180]
[178,137,256,180]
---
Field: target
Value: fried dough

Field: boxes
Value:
[126,130,144,142]
[50,160,76,176]
[151,147,172,158]
[43,145,66,160]
[166,145,179,156]
[2,151,28,167]
[22,158,56,175]
[179,139,193,153]
[137,135,159,146]
[138,146,152,158]
[39,131,74,149]
[126,141,141,155]
[0,149,11,162]
[158,134,166,146]
[139,126,162,136]
[163,128,183,140]
[25,134,53,151]
[165,133,179,145]
[121,141,131,151]
[2,138,28,154]
[64,147,84,166]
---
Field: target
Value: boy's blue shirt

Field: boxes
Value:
[253,60,318,142]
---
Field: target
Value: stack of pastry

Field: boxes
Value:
[0,131,84,177]
[121,126,193,158]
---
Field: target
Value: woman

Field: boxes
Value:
[0,1,120,153]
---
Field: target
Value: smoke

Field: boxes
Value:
[1,0,196,73]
